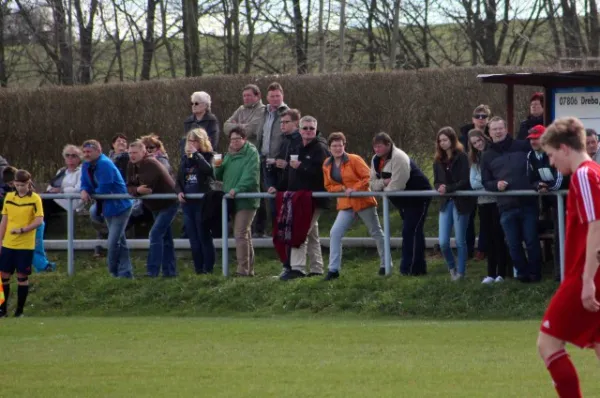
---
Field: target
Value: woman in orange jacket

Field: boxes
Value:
[322,132,386,280]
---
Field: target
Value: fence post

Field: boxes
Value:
[556,192,566,282]
[382,194,392,276]
[221,196,229,277]
[67,197,75,276]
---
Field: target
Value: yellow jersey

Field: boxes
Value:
[1,191,44,250]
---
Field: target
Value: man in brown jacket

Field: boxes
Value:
[126,140,178,277]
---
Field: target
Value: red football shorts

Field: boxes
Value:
[540,277,600,348]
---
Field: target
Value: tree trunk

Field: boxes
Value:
[159,0,176,77]
[0,1,7,87]
[545,0,562,60]
[339,0,345,72]
[560,0,584,58]
[292,0,307,74]
[587,0,599,57]
[242,0,255,73]
[182,0,201,76]
[74,0,99,84]
[141,0,158,80]
[367,0,377,70]
[389,0,400,69]
[318,0,325,72]
[232,0,240,73]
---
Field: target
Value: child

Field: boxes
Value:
[0,170,44,317]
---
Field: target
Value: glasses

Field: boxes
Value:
[230,137,243,142]
[301,126,316,131]
[473,114,489,120]
[64,153,79,158]
[146,146,156,150]
[191,102,203,106]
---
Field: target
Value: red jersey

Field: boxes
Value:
[565,160,600,280]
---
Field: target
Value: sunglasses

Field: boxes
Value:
[473,114,489,120]
[191,102,202,106]
[64,153,79,158]
[301,126,316,131]
[146,146,156,150]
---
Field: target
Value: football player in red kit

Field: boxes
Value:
[538,117,600,398]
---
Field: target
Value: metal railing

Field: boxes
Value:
[39,190,567,279]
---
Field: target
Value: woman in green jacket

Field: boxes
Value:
[215,126,260,276]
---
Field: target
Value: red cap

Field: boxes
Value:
[527,125,546,139]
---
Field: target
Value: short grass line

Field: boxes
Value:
[11,248,560,319]
[1,317,597,397]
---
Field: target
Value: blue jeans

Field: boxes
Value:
[147,204,178,277]
[438,200,469,275]
[90,202,108,240]
[328,207,385,272]
[105,207,133,278]
[183,202,215,274]
[499,204,542,280]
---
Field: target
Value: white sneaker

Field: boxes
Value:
[449,268,458,281]
[494,276,504,283]
[481,276,495,284]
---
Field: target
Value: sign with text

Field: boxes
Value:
[552,87,600,133]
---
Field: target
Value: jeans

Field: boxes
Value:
[438,200,469,275]
[182,201,215,274]
[90,202,108,240]
[254,161,278,234]
[466,209,476,256]
[499,204,542,280]
[398,201,429,275]
[147,204,178,277]
[105,207,133,278]
[329,207,385,272]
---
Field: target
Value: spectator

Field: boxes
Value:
[127,141,178,278]
[224,84,266,145]
[271,109,302,197]
[109,134,129,179]
[183,91,220,154]
[459,104,491,260]
[178,128,216,274]
[43,145,85,228]
[141,134,172,173]
[0,169,44,317]
[80,140,134,278]
[585,128,600,163]
[459,104,492,150]
[517,92,544,140]
[370,132,432,276]
[468,129,509,284]
[269,116,329,280]
[255,82,290,238]
[481,117,542,283]
[526,124,569,281]
[433,127,476,280]
[322,132,385,280]
[215,127,260,277]
[0,155,8,195]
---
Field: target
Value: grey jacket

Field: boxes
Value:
[223,100,266,145]
[256,103,289,158]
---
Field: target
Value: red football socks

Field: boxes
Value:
[545,349,582,398]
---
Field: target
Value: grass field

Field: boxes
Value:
[1,317,598,397]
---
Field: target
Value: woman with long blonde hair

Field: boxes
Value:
[177,128,216,274]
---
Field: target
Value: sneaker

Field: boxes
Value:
[324,271,339,281]
[14,310,24,318]
[449,268,458,281]
[494,276,504,283]
[455,273,465,281]
[378,267,386,276]
[273,269,291,279]
[279,269,305,281]
[307,272,323,277]
[481,276,495,284]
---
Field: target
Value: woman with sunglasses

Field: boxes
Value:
[182,91,220,156]
[141,134,172,174]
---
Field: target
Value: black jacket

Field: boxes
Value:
[481,136,536,211]
[433,151,476,215]
[517,115,544,140]
[274,130,303,190]
[182,112,220,154]
[177,151,215,199]
[279,133,330,209]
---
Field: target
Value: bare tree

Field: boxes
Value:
[73,0,99,84]
[0,1,10,87]
[339,0,345,71]
[388,0,400,68]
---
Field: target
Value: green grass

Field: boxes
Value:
[2,317,599,397]
[17,248,557,319]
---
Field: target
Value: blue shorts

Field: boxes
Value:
[0,247,34,275]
